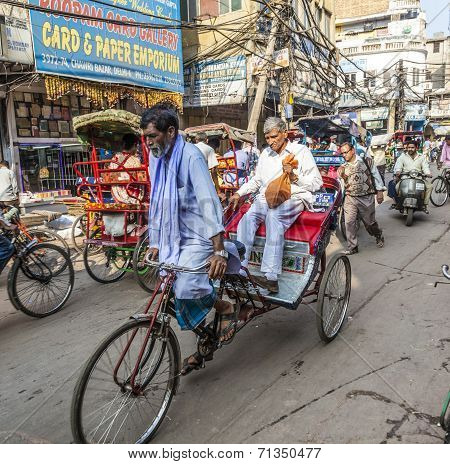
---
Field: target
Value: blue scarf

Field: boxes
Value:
[149,135,184,265]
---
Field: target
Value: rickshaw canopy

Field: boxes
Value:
[184,123,255,144]
[73,109,141,151]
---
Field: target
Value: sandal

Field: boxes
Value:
[219,304,239,345]
[180,351,213,376]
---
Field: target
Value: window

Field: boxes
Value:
[412,68,420,86]
[433,41,441,53]
[219,0,242,15]
[181,0,197,21]
[342,47,358,54]
[345,73,357,86]
[426,70,431,81]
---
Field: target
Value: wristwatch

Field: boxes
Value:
[214,250,229,259]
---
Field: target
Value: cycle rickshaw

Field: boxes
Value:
[71,171,351,443]
[72,109,157,291]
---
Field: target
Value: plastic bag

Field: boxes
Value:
[265,153,298,209]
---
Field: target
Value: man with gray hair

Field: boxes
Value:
[229,117,323,293]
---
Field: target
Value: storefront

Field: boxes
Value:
[8,0,184,197]
[360,107,389,135]
[405,104,427,132]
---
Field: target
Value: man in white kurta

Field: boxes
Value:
[230,117,323,293]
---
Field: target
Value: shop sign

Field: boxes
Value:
[184,55,247,107]
[0,7,34,65]
[405,104,428,121]
[361,107,389,121]
[28,0,183,92]
[339,58,367,73]
[365,120,383,129]
[251,48,289,74]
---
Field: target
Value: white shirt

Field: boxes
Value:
[0,166,19,201]
[329,142,338,152]
[237,141,323,204]
[394,153,431,176]
[195,142,218,170]
[223,149,249,171]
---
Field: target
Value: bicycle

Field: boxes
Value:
[430,167,450,207]
[71,239,350,443]
[2,205,71,257]
[2,221,74,318]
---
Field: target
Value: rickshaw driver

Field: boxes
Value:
[229,117,323,293]
[142,106,239,374]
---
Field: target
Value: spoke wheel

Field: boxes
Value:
[71,319,180,444]
[83,232,131,284]
[430,177,449,207]
[7,243,74,317]
[28,228,70,258]
[71,214,88,253]
[316,254,351,343]
[132,235,159,293]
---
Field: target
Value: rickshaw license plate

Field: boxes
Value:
[313,193,335,207]
[416,184,425,190]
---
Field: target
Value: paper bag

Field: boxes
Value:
[265,153,298,209]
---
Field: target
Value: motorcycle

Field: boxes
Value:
[395,170,427,226]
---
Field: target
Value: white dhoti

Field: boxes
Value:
[237,194,304,277]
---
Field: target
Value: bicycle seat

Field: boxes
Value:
[224,239,246,260]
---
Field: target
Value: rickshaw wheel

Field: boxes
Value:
[132,234,159,293]
[83,232,131,284]
[316,253,351,343]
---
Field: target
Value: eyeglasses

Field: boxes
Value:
[340,149,352,155]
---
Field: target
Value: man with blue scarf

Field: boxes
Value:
[142,106,237,375]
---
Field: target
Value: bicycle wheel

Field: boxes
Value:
[316,254,351,343]
[71,319,181,444]
[132,234,159,293]
[71,213,87,253]
[7,243,74,318]
[430,177,449,207]
[29,227,71,258]
[83,233,131,283]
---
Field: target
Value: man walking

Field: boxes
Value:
[0,160,19,207]
[195,132,219,190]
[338,141,385,255]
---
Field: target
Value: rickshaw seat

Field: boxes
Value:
[225,202,328,249]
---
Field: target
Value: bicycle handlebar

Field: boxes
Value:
[443,265,450,280]
[144,258,210,274]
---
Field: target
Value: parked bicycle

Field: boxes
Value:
[1,217,74,318]
[430,168,450,207]
[2,205,71,256]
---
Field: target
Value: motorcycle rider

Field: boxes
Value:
[388,140,432,214]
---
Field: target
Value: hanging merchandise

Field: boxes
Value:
[44,76,183,112]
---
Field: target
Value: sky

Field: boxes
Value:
[421,0,449,37]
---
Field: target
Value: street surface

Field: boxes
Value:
[0,183,449,444]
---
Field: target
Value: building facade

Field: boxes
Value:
[425,33,450,137]
[181,1,337,138]
[336,0,427,135]
[1,0,184,196]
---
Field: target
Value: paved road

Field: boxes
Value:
[0,190,449,444]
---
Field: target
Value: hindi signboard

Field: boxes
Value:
[184,55,247,107]
[28,0,184,92]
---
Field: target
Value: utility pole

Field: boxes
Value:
[395,59,406,131]
[247,8,280,133]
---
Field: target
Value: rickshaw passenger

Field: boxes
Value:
[142,106,238,373]
[223,141,249,187]
[230,117,323,294]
